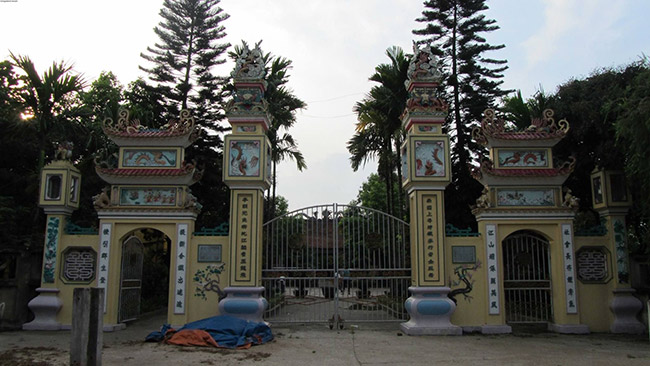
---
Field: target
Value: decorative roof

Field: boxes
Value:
[471,156,576,181]
[102,109,201,147]
[95,162,202,185]
[472,109,570,147]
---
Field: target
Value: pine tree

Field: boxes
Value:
[140,0,230,135]
[413,0,510,227]
[140,0,231,226]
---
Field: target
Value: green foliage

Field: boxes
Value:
[414,0,510,228]
[140,0,233,227]
[229,42,307,218]
[348,46,409,217]
[354,173,400,216]
[140,0,230,129]
[9,53,85,171]
[550,61,647,218]
[615,63,650,219]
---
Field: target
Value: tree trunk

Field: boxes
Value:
[271,159,277,218]
[451,2,466,172]
[394,134,405,219]
[181,24,195,110]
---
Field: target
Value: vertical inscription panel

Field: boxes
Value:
[416,191,444,286]
[174,223,188,314]
[485,224,500,315]
[561,224,578,314]
[98,223,112,312]
[230,190,261,286]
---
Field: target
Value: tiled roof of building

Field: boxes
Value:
[472,109,570,146]
[95,167,195,177]
[471,156,576,180]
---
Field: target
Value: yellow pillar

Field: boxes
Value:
[399,44,460,335]
[218,42,272,322]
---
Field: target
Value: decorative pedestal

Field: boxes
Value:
[22,288,63,330]
[218,287,267,323]
[400,287,462,335]
[610,288,645,334]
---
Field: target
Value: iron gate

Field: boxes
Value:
[503,231,552,323]
[119,236,144,323]
[262,204,410,327]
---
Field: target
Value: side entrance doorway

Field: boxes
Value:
[262,204,410,328]
[503,231,553,324]
[118,229,171,323]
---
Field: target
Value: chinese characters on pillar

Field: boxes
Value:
[422,195,438,282]
[561,224,578,314]
[235,194,253,283]
[98,223,112,312]
[485,224,500,315]
[174,223,188,314]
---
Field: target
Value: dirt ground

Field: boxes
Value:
[1,312,649,366]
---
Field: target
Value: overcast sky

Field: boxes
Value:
[2,0,648,210]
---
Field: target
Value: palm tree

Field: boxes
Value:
[10,53,84,172]
[348,46,409,217]
[265,56,307,214]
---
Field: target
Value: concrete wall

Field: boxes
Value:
[52,225,231,328]
[445,236,486,327]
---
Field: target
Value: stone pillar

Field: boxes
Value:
[218,42,272,323]
[591,169,644,334]
[399,44,460,335]
[25,157,81,330]
[70,288,104,366]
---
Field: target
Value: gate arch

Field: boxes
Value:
[118,228,171,323]
[502,230,552,324]
[262,203,410,326]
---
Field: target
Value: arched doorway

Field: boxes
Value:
[502,231,552,324]
[118,229,171,323]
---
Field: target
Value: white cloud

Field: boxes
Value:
[523,0,625,68]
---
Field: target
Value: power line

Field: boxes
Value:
[305,92,365,104]
[299,113,356,119]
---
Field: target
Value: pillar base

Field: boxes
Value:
[610,288,645,334]
[218,286,267,323]
[548,323,590,334]
[400,286,462,336]
[22,288,63,331]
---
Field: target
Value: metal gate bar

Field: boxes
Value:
[503,232,552,323]
[119,237,144,323]
[262,204,410,325]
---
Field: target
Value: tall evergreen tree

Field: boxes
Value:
[140,0,230,133]
[413,0,510,227]
[139,0,231,226]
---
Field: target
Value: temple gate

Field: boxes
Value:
[21,42,647,335]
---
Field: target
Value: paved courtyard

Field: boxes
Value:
[1,311,649,366]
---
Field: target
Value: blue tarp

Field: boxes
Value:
[146,315,273,349]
